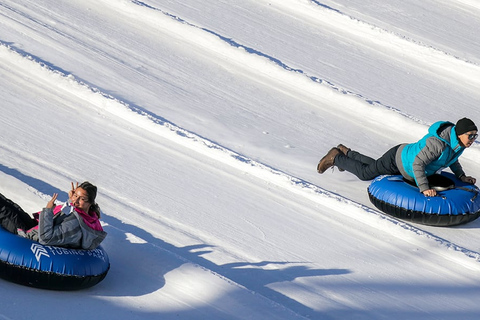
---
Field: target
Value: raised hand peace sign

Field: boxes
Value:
[68,182,79,201]
[46,193,58,209]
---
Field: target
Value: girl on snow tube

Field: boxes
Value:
[0,181,108,289]
[1,181,107,249]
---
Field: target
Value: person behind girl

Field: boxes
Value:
[317,118,477,197]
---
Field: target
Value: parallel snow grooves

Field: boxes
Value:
[131,0,480,95]
[103,0,427,129]
[2,42,480,271]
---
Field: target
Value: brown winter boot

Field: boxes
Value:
[317,148,341,174]
[337,144,350,156]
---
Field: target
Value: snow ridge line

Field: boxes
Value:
[2,42,480,271]
[123,0,426,127]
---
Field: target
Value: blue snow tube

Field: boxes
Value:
[0,227,109,290]
[368,172,480,226]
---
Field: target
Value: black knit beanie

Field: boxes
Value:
[455,118,477,136]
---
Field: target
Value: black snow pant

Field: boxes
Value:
[0,193,37,234]
[334,145,401,181]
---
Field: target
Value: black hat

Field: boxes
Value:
[455,118,477,136]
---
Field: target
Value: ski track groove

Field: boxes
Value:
[106,0,421,126]
[131,0,480,90]
[0,1,173,95]
[1,41,480,273]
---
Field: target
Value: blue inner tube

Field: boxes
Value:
[0,227,109,290]
[368,172,480,226]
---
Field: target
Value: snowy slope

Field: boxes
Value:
[1,0,480,319]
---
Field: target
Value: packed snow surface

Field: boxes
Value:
[1,0,480,319]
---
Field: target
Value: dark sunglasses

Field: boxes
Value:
[468,133,478,141]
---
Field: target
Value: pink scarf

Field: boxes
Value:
[53,205,104,231]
